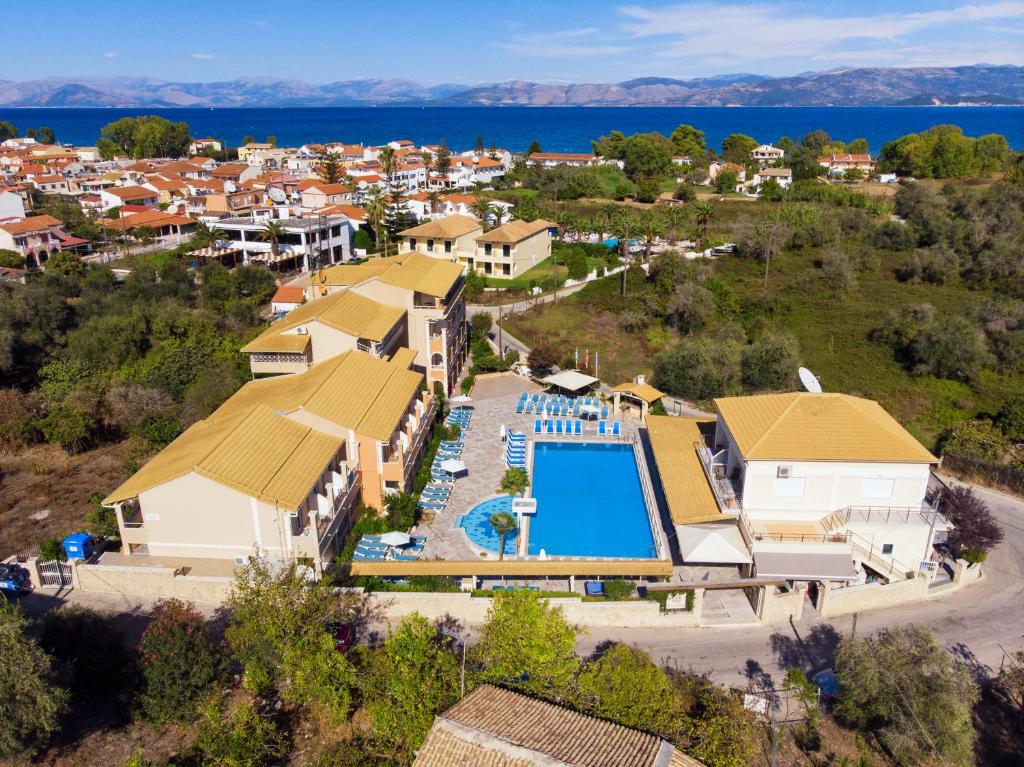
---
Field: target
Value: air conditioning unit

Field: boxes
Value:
[233,556,248,566]
[777,466,792,479]
[295,326,308,334]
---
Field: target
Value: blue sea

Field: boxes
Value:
[1,106,1020,152]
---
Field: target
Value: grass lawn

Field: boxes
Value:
[482,255,607,289]
[505,235,1022,450]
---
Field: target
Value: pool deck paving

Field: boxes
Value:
[414,376,647,564]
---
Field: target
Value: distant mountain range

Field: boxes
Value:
[0,66,1021,108]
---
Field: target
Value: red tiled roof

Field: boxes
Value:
[272,286,305,304]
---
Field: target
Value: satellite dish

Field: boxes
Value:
[799,367,823,394]
[268,187,287,203]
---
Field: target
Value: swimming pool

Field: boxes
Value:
[459,496,518,556]
[529,441,656,558]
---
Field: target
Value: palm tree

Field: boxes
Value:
[638,209,663,262]
[363,187,386,254]
[489,511,517,561]
[193,221,226,249]
[692,200,716,246]
[471,196,495,229]
[427,190,442,215]
[259,220,285,262]
[662,206,688,245]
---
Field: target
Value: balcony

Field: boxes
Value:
[694,440,742,512]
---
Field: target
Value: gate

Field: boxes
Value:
[38,559,73,588]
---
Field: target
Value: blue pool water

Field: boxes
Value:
[529,442,655,558]
[460,496,518,556]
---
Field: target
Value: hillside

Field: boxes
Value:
[0,65,1021,107]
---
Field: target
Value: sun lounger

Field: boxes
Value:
[418,499,446,510]
[555,420,563,434]
[508,436,526,445]
[353,551,386,561]
[392,552,420,562]
[601,406,609,419]
[440,441,463,448]
[520,391,529,400]
[612,421,621,436]
[574,420,582,435]
[598,421,607,436]
[422,489,450,500]
[355,546,387,558]
[534,419,542,434]
[516,400,525,414]
[546,420,554,434]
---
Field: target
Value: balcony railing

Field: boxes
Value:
[694,440,742,512]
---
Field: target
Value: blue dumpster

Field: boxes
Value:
[62,533,94,560]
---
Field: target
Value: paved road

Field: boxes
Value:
[578,480,1024,686]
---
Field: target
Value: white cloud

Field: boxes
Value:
[497,27,630,58]
[191,53,217,60]
[615,1,1024,68]
[102,52,119,59]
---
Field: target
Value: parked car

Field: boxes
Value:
[0,562,31,596]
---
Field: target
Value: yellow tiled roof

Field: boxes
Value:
[241,289,405,351]
[313,256,405,287]
[218,350,422,442]
[714,393,938,463]
[104,405,342,510]
[399,214,482,239]
[239,333,310,354]
[389,347,418,369]
[645,416,726,525]
[612,381,665,404]
[379,252,464,298]
[475,219,553,244]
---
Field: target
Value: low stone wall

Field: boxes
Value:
[818,559,981,618]
[73,562,232,604]
[757,586,804,624]
[369,591,699,629]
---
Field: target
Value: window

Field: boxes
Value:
[881,543,894,555]
[773,476,806,497]
[426,239,434,252]
[502,244,511,257]
[484,243,492,255]
[444,240,452,253]
[409,238,417,249]
[861,478,895,500]
[502,263,511,275]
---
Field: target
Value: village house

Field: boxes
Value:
[0,189,27,221]
[470,218,554,279]
[527,152,601,167]
[189,137,223,155]
[99,185,160,210]
[819,153,876,176]
[102,349,436,571]
[752,167,793,190]
[399,214,483,261]
[300,183,353,210]
[751,144,786,165]
[0,214,89,268]
[647,392,948,590]
[28,174,71,195]
[212,212,350,271]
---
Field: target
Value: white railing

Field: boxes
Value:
[694,440,742,512]
[632,436,666,560]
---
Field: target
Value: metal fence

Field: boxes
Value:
[38,559,73,588]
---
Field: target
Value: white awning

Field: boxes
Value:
[541,370,599,392]
[677,524,752,564]
[753,549,858,581]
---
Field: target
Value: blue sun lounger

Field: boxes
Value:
[555,420,563,434]
[546,420,555,434]
[534,419,542,434]
[601,406,609,419]
[574,420,582,435]
[612,421,621,436]
[516,400,525,414]
[598,421,607,436]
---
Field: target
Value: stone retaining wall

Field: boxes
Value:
[73,561,232,603]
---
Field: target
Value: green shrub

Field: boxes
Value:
[195,697,286,767]
[85,491,120,540]
[39,537,65,562]
[461,375,475,394]
[139,599,221,723]
[602,580,636,601]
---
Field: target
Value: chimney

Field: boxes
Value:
[636,374,646,386]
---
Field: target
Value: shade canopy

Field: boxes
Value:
[440,458,467,473]
[542,369,600,393]
[450,394,472,404]
[753,549,859,581]
[380,531,412,547]
[677,524,752,564]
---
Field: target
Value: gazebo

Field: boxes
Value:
[540,369,599,395]
[611,377,665,420]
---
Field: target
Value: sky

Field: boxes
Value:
[10,0,1024,84]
